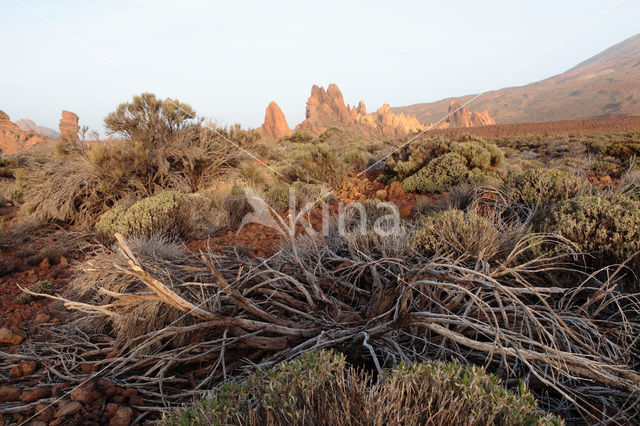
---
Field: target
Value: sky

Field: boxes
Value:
[1,0,639,135]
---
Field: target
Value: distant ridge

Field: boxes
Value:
[393,33,640,125]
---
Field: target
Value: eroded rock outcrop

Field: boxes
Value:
[445,100,495,128]
[0,109,50,154]
[59,110,80,140]
[295,84,425,139]
[262,102,291,139]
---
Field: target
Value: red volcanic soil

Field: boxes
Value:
[422,115,640,138]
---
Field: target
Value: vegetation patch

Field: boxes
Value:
[165,350,559,426]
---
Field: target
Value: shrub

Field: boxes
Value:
[292,144,349,190]
[280,129,315,143]
[223,185,253,230]
[240,160,267,187]
[104,92,196,146]
[19,95,239,228]
[0,255,16,276]
[96,191,226,240]
[14,280,56,305]
[543,195,640,272]
[508,168,583,205]
[164,350,558,425]
[413,209,498,259]
[590,160,618,177]
[451,141,492,170]
[340,147,369,169]
[402,153,469,193]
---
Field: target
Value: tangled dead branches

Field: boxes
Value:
[2,228,640,424]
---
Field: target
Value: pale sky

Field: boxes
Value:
[1,0,639,134]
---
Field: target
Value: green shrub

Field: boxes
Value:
[508,168,583,205]
[340,147,369,169]
[402,153,469,193]
[280,129,315,143]
[96,191,226,240]
[14,280,56,305]
[240,160,267,187]
[451,142,492,170]
[164,350,559,426]
[590,160,618,177]
[292,144,349,190]
[543,195,640,272]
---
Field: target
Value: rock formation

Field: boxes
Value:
[59,110,80,140]
[445,101,496,128]
[262,102,291,139]
[295,84,425,139]
[0,109,51,154]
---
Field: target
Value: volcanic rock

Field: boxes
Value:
[9,361,36,377]
[296,84,424,139]
[0,109,51,154]
[108,406,133,426]
[0,386,21,403]
[59,110,79,140]
[262,102,291,139]
[445,100,496,128]
[0,326,25,345]
[55,401,82,418]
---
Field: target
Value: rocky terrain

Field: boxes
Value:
[424,114,640,138]
[394,33,640,125]
[0,111,51,155]
[261,84,495,141]
[15,120,59,140]
[0,110,79,155]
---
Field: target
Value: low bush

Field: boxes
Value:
[96,191,227,240]
[19,94,239,229]
[0,255,16,276]
[280,129,315,143]
[402,152,469,193]
[165,350,558,426]
[291,144,349,190]
[14,279,56,305]
[543,194,640,273]
[507,168,584,205]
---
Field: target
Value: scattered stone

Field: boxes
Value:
[0,385,21,403]
[34,313,50,324]
[105,402,119,417]
[108,406,133,426]
[0,326,25,345]
[55,401,82,418]
[374,189,387,200]
[39,257,50,271]
[9,361,36,377]
[20,387,50,402]
[51,383,70,396]
[71,380,101,404]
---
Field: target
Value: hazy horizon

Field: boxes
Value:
[1,0,639,134]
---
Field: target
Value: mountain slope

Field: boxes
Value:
[15,118,60,139]
[393,33,640,124]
